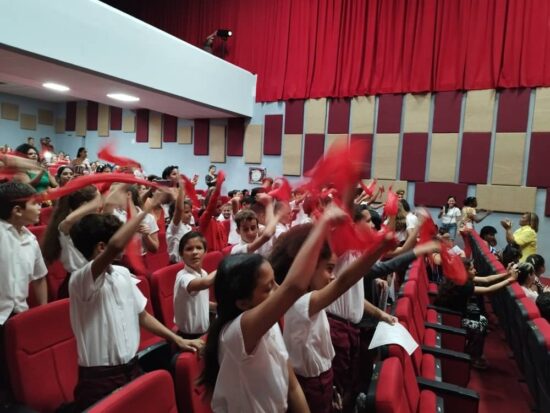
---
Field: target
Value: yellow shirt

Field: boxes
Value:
[513,226,537,262]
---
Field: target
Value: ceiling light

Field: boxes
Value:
[42,82,70,92]
[107,93,140,102]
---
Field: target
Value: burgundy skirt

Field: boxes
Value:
[297,368,334,413]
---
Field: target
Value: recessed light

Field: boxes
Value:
[107,93,140,102]
[42,82,70,92]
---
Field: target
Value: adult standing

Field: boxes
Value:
[501,212,539,262]
[71,147,91,176]
[205,164,217,188]
[438,196,462,239]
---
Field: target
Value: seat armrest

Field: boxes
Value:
[417,376,479,413]
[421,345,471,362]
[427,304,462,317]
[425,322,466,336]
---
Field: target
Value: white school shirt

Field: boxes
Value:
[166,220,192,263]
[58,228,87,273]
[283,292,335,377]
[274,222,289,240]
[326,251,365,324]
[211,314,289,413]
[230,237,273,258]
[0,220,47,325]
[406,212,419,231]
[173,266,210,334]
[227,215,240,245]
[441,207,461,225]
[69,262,147,367]
[113,208,159,255]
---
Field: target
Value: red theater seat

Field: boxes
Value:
[86,370,178,413]
[46,259,68,300]
[135,276,164,351]
[525,318,550,413]
[28,224,46,243]
[39,206,54,226]
[171,352,212,413]
[202,251,223,273]
[144,232,170,273]
[5,299,78,413]
[150,262,185,330]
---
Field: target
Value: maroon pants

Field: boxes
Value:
[328,314,360,413]
[297,368,334,413]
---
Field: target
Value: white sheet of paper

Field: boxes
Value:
[368,321,419,355]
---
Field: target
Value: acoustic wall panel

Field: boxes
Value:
[1,102,18,120]
[284,99,305,134]
[303,134,325,174]
[415,182,468,208]
[377,94,403,133]
[433,91,462,133]
[75,102,87,137]
[327,98,350,134]
[496,88,530,132]
[491,133,526,186]
[193,119,209,155]
[476,185,536,214]
[532,88,550,132]
[527,132,550,187]
[162,114,177,142]
[86,101,98,131]
[37,109,54,126]
[350,96,375,133]
[97,104,110,137]
[227,118,244,156]
[20,114,36,130]
[110,107,123,130]
[463,89,495,132]
[373,133,399,180]
[148,111,162,149]
[458,132,491,184]
[282,134,303,176]
[428,133,458,182]
[350,134,373,179]
[264,114,283,155]
[400,133,428,181]
[403,93,430,133]
[135,110,149,142]
[244,124,262,164]
[177,125,192,144]
[65,102,76,131]
[304,98,327,134]
[122,114,135,133]
[209,125,226,163]
[54,118,65,134]
[375,179,408,203]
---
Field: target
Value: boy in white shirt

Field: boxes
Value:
[68,189,203,411]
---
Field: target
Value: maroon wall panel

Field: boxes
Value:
[162,114,177,142]
[527,132,550,187]
[303,134,325,174]
[377,94,403,133]
[110,107,123,130]
[415,182,468,208]
[65,102,76,132]
[350,134,373,179]
[264,114,283,155]
[284,100,305,134]
[227,118,245,156]
[193,119,209,155]
[496,88,530,132]
[433,91,462,133]
[400,133,428,181]
[327,98,350,134]
[86,101,98,131]
[458,132,492,184]
[135,109,149,143]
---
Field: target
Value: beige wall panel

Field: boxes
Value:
[476,185,536,214]
[304,98,327,134]
[326,134,348,151]
[373,133,399,180]
[122,114,135,133]
[403,93,431,132]
[282,134,303,176]
[366,179,408,203]
[428,133,458,182]
[20,114,36,130]
[463,89,495,132]
[1,102,18,120]
[97,104,110,137]
[210,125,226,163]
[37,109,54,125]
[532,87,550,132]
[75,102,87,136]
[491,132,526,186]
[55,118,65,134]
[350,96,375,133]
[148,111,162,149]
[177,125,193,144]
[244,124,262,164]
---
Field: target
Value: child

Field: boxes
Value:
[173,232,216,339]
[200,205,347,412]
[68,189,203,411]
[199,176,227,252]
[166,180,193,263]
[269,224,393,413]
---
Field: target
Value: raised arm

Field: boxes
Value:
[187,271,217,293]
[59,190,102,234]
[172,177,187,226]
[500,219,517,245]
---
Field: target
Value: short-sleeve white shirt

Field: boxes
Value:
[441,207,461,225]
[326,251,364,324]
[59,228,87,273]
[283,292,335,377]
[0,220,47,324]
[211,314,289,413]
[69,262,147,367]
[113,208,159,255]
[173,266,210,334]
[166,220,192,263]
[230,237,273,258]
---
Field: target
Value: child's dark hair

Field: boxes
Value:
[536,292,550,323]
[502,243,522,267]
[127,185,142,208]
[178,231,207,254]
[234,209,258,229]
[0,182,36,220]
[199,253,266,391]
[526,254,545,274]
[269,224,331,285]
[168,199,192,221]
[517,262,535,285]
[162,165,178,180]
[70,214,122,260]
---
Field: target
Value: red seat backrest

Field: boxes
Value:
[46,259,68,301]
[144,233,170,273]
[135,276,164,350]
[5,299,78,413]
[509,283,526,299]
[39,206,54,226]
[375,357,411,413]
[172,352,213,413]
[222,245,233,256]
[518,297,541,320]
[150,263,185,330]
[395,298,424,375]
[86,370,178,413]
[203,251,223,273]
[28,224,47,244]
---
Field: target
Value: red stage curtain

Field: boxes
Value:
[106,0,550,102]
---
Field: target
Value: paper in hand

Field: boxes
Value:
[368,321,419,355]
